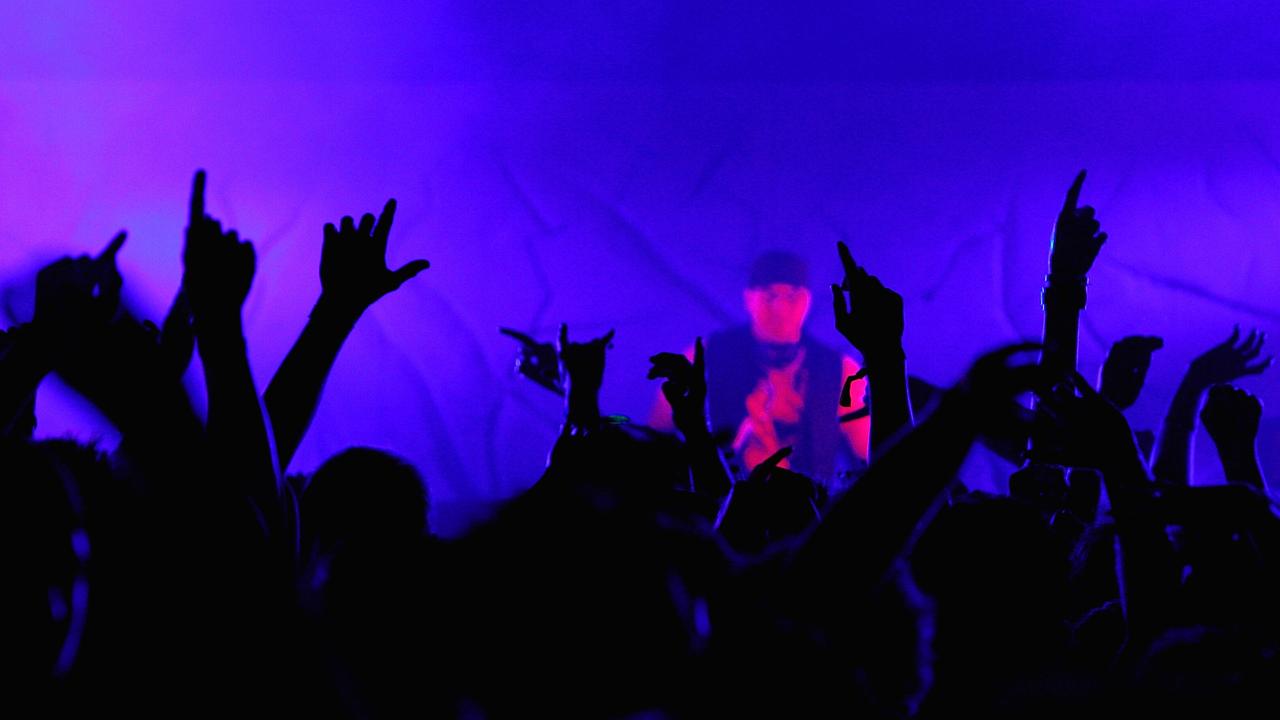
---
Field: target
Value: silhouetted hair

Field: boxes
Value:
[301,447,429,551]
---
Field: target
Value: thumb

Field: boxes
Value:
[840,375,857,408]
[390,259,431,289]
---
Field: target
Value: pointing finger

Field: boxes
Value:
[190,169,206,226]
[98,231,127,265]
[1063,169,1086,214]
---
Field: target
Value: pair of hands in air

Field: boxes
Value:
[1101,325,1270,440]
[827,169,1105,362]
[1191,328,1269,451]
[827,170,1106,361]
[503,323,710,437]
[184,170,429,324]
[501,326,619,393]
[30,169,430,367]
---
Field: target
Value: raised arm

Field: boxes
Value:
[1151,327,1270,485]
[1042,172,1107,375]
[1029,171,1108,462]
[264,199,428,471]
[648,337,733,499]
[792,344,1044,598]
[1200,384,1266,491]
[831,241,911,461]
[183,170,281,534]
[158,288,196,377]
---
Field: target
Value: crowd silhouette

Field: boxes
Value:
[10,168,1280,717]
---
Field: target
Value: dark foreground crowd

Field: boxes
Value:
[10,170,1280,717]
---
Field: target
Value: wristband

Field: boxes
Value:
[1042,274,1088,310]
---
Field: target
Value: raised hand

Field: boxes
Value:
[185,217,254,323]
[831,240,911,459]
[321,199,429,316]
[1153,327,1272,486]
[263,197,425,474]
[1200,384,1266,490]
[1049,170,1107,276]
[1099,335,1163,409]
[181,170,282,532]
[647,337,709,438]
[647,338,733,498]
[556,324,614,395]
[183,172,254,326]
[830,241,903,358]
[33,232,128,351]
[500,327,563,396]
[1200,384,1263,455]
[1187,326,1272,389]
[556,324,614,434]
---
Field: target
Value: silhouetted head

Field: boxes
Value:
[744,250,811,343]
[537,421,697,520]
[909,493,1074,712]
[301,447,429,556]
[911,493,1070,648]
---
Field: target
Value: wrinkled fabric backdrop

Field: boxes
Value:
[4,2,1280,532]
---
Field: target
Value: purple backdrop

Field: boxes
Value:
[4,3,1280,528]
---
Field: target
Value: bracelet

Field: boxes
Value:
[859,348,907,374]
[1042,276,1087,310]
[1045,273,1088,287]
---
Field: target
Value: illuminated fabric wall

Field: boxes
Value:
[4,3,1279,526]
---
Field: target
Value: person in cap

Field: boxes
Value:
[650,250,869,484]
